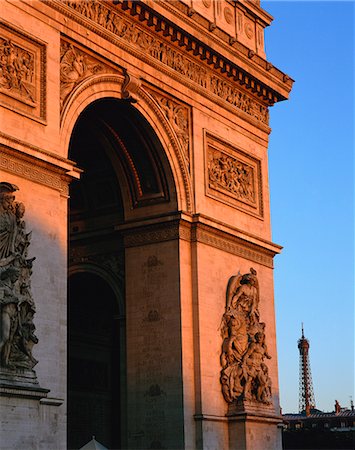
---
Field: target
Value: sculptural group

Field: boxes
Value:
[0,182,38,370]
[220,268,272,404]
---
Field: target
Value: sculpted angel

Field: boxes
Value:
[60,43,102,107]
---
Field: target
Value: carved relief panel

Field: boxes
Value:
[145,86,192,172]
[205,132,263,218]
[220,268,272,406]
[0,21,46,122]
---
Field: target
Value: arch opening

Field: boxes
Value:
[67,97,179,449]
[69,98,177,218]
[67,272,121,449]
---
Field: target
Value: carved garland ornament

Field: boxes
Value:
[59,0,268,124]
[220,268,272,405]
[0,183,38,371]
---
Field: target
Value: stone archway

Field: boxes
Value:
[67,97,180,449]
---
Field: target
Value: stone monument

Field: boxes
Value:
[0,1,293,448]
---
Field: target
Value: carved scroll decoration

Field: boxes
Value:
[60,40,115,109]
[220,268,272,405]
[0,183,38,371]
[147,88,191,171]
[59,0,269,125]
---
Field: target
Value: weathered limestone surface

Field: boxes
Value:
[0,0,293,449]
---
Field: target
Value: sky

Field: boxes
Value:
[261,1,354,413]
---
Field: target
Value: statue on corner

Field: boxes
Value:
[0,182,38,370]
[220,268,272,405]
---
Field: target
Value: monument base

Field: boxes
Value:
[0,367,65,449]
[227,400,283,450]
[0,367,49,398]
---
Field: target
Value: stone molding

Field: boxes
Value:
[0,130,79,169]
[61,72,193,212]
[205,131,263,218]
[0,144,72,196]
[0,20,46,123]
[0,384,49,399]
[122,221,182,248]
[139,85,193,211]
[120,215,276,267]
[46,0,272,128]
[192,223,274,268]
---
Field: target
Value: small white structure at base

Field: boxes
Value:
[79,437,108,450]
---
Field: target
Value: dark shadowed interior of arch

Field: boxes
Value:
[68,272,120,450]
[69,98,177,216]
[67,98,178,449]
[67,97,181,449]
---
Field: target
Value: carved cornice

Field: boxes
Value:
[0,130,80,170]
[45,0,271,128]
[192,222,274,268]
[122,220,182,248]
[0,144,73,196]
[109,0,291,103]
[119,213,277,267]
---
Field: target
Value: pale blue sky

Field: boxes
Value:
[262,1,354,413]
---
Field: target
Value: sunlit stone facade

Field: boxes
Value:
[0,1,293,449]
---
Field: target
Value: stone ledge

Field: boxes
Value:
[0,383,49,400]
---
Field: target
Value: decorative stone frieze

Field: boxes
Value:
[146,87,191,171]
[0,144,71,196]
[60,39,116,109]
[0,21,46,121]
[120,215,275,267]
[220,268,272,405]
[0,183,38,374]
[193,225,274,268]
[205,132,263,218]
[51,0,270,125]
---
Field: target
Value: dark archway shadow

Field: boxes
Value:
[67,272,121,450]
[67,98,178,449]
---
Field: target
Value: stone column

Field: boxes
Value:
[122,217,187,450]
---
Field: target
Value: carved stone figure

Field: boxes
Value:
[0,37,35,102]
[0,182,38,370]
[220,268,272,405]
[209,151,255,204]
[60,42,103,107]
